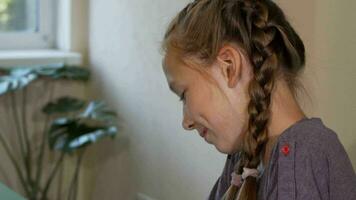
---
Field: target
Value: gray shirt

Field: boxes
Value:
[208,117,356,200]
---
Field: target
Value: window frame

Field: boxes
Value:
[0,0,56,50]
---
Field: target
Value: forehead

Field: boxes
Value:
[163,50,210,78]
[162,51,187,93]
[162,51,217,91]
[162,50,180,76]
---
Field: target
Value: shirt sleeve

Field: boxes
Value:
[280,129,356,200]
[325,131,356,199]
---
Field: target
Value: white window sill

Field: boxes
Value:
[0,49,82,67]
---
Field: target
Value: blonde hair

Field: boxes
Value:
[161,0,305,199]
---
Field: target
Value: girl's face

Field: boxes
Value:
[162,46,253,154]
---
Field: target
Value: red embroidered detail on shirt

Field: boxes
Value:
[281,144,290,156]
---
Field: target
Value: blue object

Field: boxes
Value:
[0,182,26,200]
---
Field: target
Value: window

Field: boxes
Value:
[0,0,56,50]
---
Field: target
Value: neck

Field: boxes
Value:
[263,79,306,166]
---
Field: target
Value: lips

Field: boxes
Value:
[199,128,208,138]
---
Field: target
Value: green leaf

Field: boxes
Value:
[0,63,90,95]
[80,101,117,122]
[42,96,86,115]
[0,68,37,95]
[36,65,90,81]
[67,126,117,149]
[48,118,77,151]
[48,118,117,153]
[48,101,118,153]
[34,63,65,76]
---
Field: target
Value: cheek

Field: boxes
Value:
[209,88,238,130]
[207,89,249,153]
[185,84,213,120]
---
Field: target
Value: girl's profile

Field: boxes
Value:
[161,0,356,199]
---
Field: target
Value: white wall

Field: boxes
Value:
[87,0,356,199]
[88,0,225,199]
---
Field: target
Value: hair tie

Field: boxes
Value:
[230,167,260,187]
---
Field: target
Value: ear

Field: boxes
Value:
[216,45,242,88]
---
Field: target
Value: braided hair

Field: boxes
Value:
[162,0,305,199]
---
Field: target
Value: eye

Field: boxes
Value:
[179,91,186,102]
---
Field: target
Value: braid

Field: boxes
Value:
[223,1,278,199]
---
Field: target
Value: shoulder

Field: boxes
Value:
[279,117,341,159]
[277,117,353,170]
[274,117,356,199]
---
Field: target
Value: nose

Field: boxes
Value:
[182,119,195,130]
[183,120,194,130]
[182,108,195,131]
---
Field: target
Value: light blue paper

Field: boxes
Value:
[0,182,26,200]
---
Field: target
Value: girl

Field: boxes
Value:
[161,0,356,199]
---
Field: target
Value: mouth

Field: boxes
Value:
[199,128,208,138]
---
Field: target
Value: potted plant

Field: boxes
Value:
[0,63,118,200]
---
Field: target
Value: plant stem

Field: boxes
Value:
[41,151,65,200]
[34,81,55,198]
[21,87,34,196]
[9,92,27,167]
[0,131,31,197]
[9,91,33,197]
[56,161,64,200]
[67,149,86,200]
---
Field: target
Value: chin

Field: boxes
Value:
[214,143,234,154]
[214,141,241,155]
